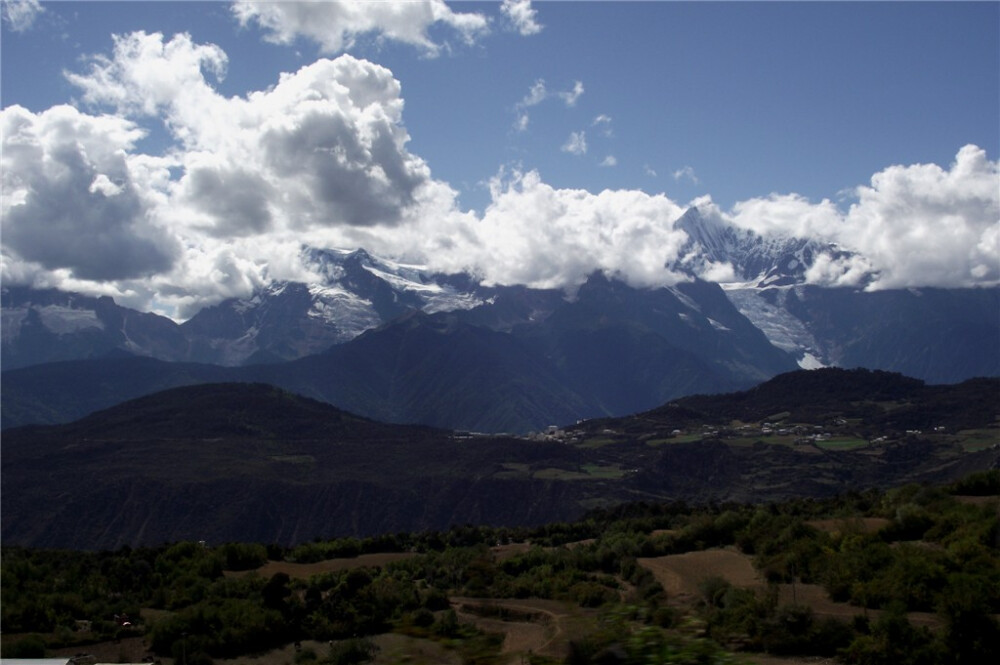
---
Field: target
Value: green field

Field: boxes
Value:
[954,428,1000,452]
[815,437,869,450]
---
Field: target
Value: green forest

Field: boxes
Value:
[3,470,999,665]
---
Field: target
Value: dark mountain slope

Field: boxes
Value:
[2,278,798,433]
[578,368,1000,436]
[0,356,239,429]
[1,384,606,549]
[4,378,995,549]
[268,310,598,433]
[782,286,1000,383]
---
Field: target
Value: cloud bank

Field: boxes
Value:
[2,31,997,319]
[230,0,489,56]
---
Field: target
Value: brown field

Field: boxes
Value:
[452,597,597,663]
[637,548,944,631]
[50,637,151,663]
[776,583,941,629]
[224,553,416,580]
[955,494,1000,508]
[491,541,534,560]
[638,548,762,601]
[743,655,842,665]
[804,517,891,534]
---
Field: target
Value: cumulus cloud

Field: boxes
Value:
[600,155,617,167]
[68,32,433,231]
[4,31,447,315]
[3,29,996,320]
[1,105,179,281]
[230,0,489,56]
[562,131,587,156]
[728,145,999,289]
[1,0,43,32]
[501,0,543,36]
[468,168,690,290]
[840,145,999,289]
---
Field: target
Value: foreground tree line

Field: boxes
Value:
[3,471,999,664]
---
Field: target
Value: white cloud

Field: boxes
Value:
[513,79,584,130]
[559,80,585,107]
[672,165,699,185]
[469,169,690,290]
[562,131,587,156]
[592,114,613,137]
[840,144,999,289]
[600,155,617,167]
[1,105,179,282]
[501,0,543,36]
[4,31,996,320]
[728,145,1000,290]
[520,79,549,107]
[1,0,43,32]
[5,32,449,315]
[230,0,489,56]
[644,164,658,178]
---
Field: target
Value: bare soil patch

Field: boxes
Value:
[491,542,533,561]
[776,583,941,629]
[451,597,594,662]
[224,553,416,580]
[743,655,841,665]
[955,495,1000,508]
[804,517,890,534]
[638,548,762,601]
[50,637,152,663]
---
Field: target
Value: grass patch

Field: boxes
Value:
[577,437,616,448]
[495,462,532,479]
[580,464,626,479]
[816,437,869,450]
[954,428,1000,452]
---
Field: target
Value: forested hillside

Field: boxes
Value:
[3,473,999,664]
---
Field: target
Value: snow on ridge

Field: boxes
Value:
[667,286,702,312]
[724,286,823,361]
[422,291,485,314]
[363,264,444,294]
[797,353,826,370]
[37,305,104,334]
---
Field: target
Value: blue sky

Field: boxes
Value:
[2,1,998,317]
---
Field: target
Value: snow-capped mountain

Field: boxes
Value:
[3,231,997,413]
[180,248,488,365]
[1,287,189,370]
[676,206,853,288]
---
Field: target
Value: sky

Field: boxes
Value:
[1,0,998,319]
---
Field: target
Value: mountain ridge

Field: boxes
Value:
[3,372,995,550]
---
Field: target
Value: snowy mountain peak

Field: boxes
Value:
[675,206,854,289]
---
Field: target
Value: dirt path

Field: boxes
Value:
[451,597,585,662]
